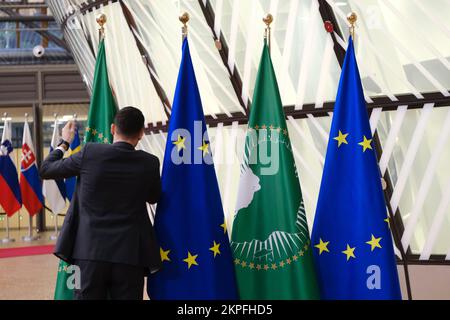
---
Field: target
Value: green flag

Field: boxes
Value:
[85,39,117,144]
[54,260,74,300]
[231,42,320,299]
[54,39,117,300]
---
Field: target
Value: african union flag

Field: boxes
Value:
[311,37,401,300]
[231,39,319,300]
[147,38,237,300]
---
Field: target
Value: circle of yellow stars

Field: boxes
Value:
[85,126,110,144]
[159,219,227,270]
[233,240,311,272]
[333,130,373,152]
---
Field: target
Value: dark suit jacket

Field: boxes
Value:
[40,142,162,273]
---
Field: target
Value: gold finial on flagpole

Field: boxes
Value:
[347,12,357,39]
[179,12,190,41]
[96,13,107,39]
[263,13,273,53]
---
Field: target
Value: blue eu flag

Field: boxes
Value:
[311,37,402,299]
[147,39,238,300]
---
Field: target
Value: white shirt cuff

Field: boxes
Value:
[56,146,67,153]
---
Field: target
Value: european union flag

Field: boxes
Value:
[311,37,402,299]
[147,38,238,300]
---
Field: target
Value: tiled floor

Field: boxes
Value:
[0,254,58,300]
[0,230,58,300]
[0,231,149,300]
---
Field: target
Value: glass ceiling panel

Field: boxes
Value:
[48,0,167,125]
[82,2,167,126]
[0,0,72,65]
[123,0,245,117]
[210,0,342,108]
[329,0,450,97]
[47,0,96,91]
[377,107,450,256]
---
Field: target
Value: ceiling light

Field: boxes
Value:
[61,115,75,121]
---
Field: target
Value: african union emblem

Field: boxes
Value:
[230,41,319,299]
[232,128,309,264]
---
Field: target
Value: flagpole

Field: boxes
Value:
[1,113,16,243]
[49,113,59,241]
[22,113,38,242]
[2,215,15,243]
[16,126,21,231]
[263,14,273,54]
[179,12,189,42]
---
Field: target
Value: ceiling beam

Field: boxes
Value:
[145,91,450,133]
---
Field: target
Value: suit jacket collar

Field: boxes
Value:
[113,141,135,150]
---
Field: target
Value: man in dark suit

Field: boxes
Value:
[40,107,162,300]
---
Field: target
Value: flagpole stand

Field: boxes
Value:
[49,213,59,241]
[2,216,16,243]
[22,215,39,242]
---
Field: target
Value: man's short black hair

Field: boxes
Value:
[114,106,145,138]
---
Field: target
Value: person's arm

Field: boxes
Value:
[40,120,84,180]
[40,148,85,180]
[147,157,161,204]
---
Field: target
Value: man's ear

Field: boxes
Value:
[138,128,145,140]
[111,123,116,136]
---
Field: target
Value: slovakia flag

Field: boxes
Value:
[19,120,43,216]
[0,119,22,216]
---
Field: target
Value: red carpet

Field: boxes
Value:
[0,245,54,259]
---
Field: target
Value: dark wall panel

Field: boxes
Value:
[43,72,89,101]
[0,73,37,102]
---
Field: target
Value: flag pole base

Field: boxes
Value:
[49,233,58,241]
[22,235,39,242]
[2,237,16,243]
[23,215,39,242]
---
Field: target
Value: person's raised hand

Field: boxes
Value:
[62,120,76,144]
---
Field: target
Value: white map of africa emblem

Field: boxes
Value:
[235,165,261,213]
